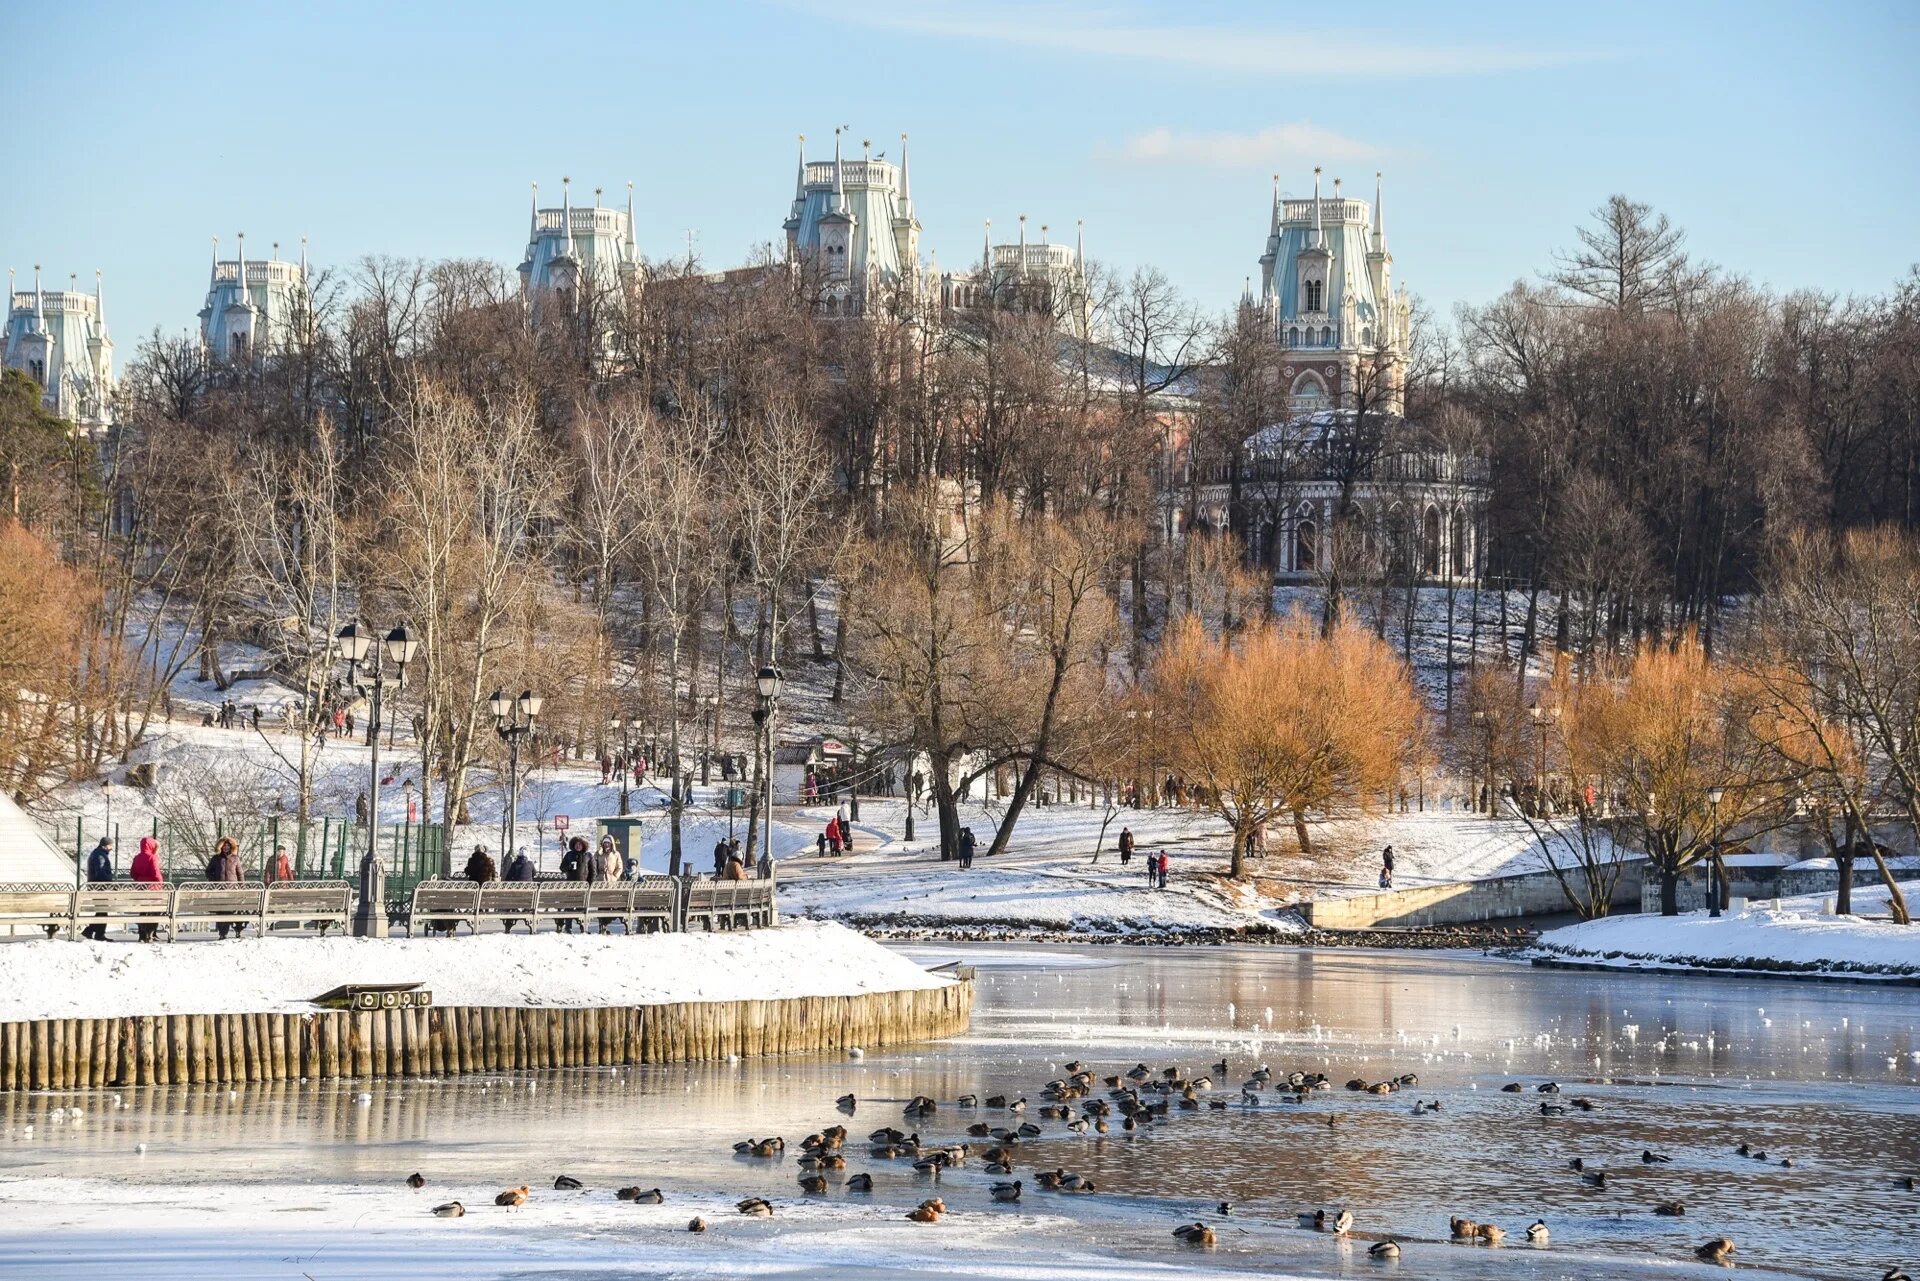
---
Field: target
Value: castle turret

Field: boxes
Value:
[5,261,115,431]
[517,175,641,327]
[198,231,310,359]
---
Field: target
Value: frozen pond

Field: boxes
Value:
[1,943,1915,1279]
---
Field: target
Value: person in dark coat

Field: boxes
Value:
[500,848,533,933]
[718,839,735,876]
[207,837,247,938]
[464,845,497,884]
[557,836,589,933]
[1116,827,1134,867]
[81,838,114,939]
[958,827,977,870]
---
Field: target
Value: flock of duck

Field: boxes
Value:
[398,1057,1916,1277]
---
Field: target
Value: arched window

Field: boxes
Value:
[1304,280,1323,312]
[1422,506,1442,577]
[1290,372,1327,416]
[1451,507,1469,577]
[1321,326,1333,346]
[1287,327,1299,346]
[1294,520,1316,573]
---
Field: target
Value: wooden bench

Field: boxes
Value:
[406,880,482,936]
[70,884,173,938]
[629,878,678,933]
[171,884,269,935]
[684,880,775,931]
[0,883,82,936]
[476,883,540,933]
[262,881,352,934]
[533,882,592,932]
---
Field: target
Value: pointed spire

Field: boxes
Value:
[1374,171,1386,249]
[235,233,246,297]
[626,181,637,254]
[831,128,846,211]
[1076,218,1085,265]
[898,132,911,209]
[560,177,573,254]
[211,234,219,272]
[1242,275,1253,304]
[1311,167,1324,248]
[530,181,539,238]
[300,236,309,277]
[1018,213,1027,267]
[32,264,43,319]
[793,134,807,199]
[95,268,103,308]
[1270,173,1282,235]
[983,219,992,276]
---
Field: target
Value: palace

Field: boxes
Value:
[199,234,310,360]
[3,266,113,432]
[519,177,641,322]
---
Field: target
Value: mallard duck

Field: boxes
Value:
[1477,1224,1505,1246]
[984,1095,1008,1108]
[1541,1103,1568,1116]
[1332,1208,1353,1235]
[1537,1082,1560,1094]
[736,1197,773,1217]
[1450,1217,1478,1239]
[1642,1149,1672,1164]
[1735,1142,1751,1156]
[553,1175,584,1190]
[1526,1219,1549,1243]
[870,1126,906,1143]
[1036,1169,1065,1190]
[1126,1064,1150,1080]
[1654,1200,1685,1217]
[1217,1202,1233,1215]
[967,1122,993,1137]
[957,1093,978,1107]
[1211,1059,1228,1077]
[1581,1171,1608,1189]
[1397,1073,1419,1086]
[494,1186,529,1207]
[1172,1222,1216,1246]
[406,1172,427,1189]
[1779,1157,1794,1168]
[798,1175,828,1194]
[1501,1083,1524,1093]
[431,1200,465,1217]
[990,1180,1022,1202]
[618,1187,664,1203]
[1369,1240,1400,1258]
[836,1093,857,1112]
[687,1216,707,1232]
[1018,1122,1042,1137]
[846,1173,873,1192]
[1301,1209,1328,1230]
[1571,1098,1597,1112]
[907,1199,944,1223]
[1008,1097,1028,1114]
[1366,1082,1394,1095]
[1346,1078,1368,1091]
[1695,1237,1735,1263]
[1569,1157,1586,1171]
[1881,1269,1910,1281]
[750,1138,783,1159]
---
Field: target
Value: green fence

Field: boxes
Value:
[68,817,447,904]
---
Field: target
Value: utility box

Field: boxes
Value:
[597,817,647,873]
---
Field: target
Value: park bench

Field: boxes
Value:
[684,879,776,931]
[534,882,593,933]
[70,883,173,939]
[476,882,540,933]
[171,884,269,935]
[261,881,352,934]
[629,878,678,933]
[0,883,83,936]
[406,879,483,936]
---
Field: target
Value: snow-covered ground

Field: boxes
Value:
[1527,881,1920,978]
[0,921,950,1021]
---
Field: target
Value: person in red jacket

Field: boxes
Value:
[131,836,163,942]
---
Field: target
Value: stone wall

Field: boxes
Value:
[1302,862,1644,930]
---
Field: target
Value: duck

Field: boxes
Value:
[1477,1224,1505,1246]
[990,1180,1022,1203]
[1369,1240,1401,1258]
[905,1096,937,1116]
[1501,1083,1525,1093]
[1007,1097,1028,1114]
[1301,1209,1328,1231]
[1346,1078,1368,1091]
[1778,1157,1794,1168]
[751,1138,783,1159]
[1450,1217,1478,1239]
[1211,1059,1229,1077]
[1366,1082,1394,1096]
[1569,1158,1586,1171]
[494,1186,530,1207]
[431,1201,465,1218]
[1581,1171,1608,1189]
[688,1216,707,1232]
[1036,1169,1064,1191]
[1642,1150,1672,1164]
[1882,1269,1911,1281]
[798,1175,828,1194]
[907,1197,945,1223]
[736,1197,773,1217]
[957,1093,978,1107]
[1571,1098,1598,1112]
[1695,1237,1735,1263]
[846,1173,873,1192]
[1654,1200,1685,1216]
[1541,1103,1568,1116]
[836,1093,857,1112]
[1060,1173,1095,1192]
[1903,1175,1916,1191]
[797,1154,845,1171]
[406,1173,427,1189]
[618,1187,665,1203]
[967,1122,993,1137]
[553,1175,584,1190]
[1397,1073,1419,1086]
[870,1126,908,1143]
[1735,1142,1751,1156]
[1537,1082,1560,1094]
[985,1095,1008,1108]
[1217,1202,1233,1216]
[1172,1223,1216,1246]
[1127,1064,1150,1081]
[1017,1122,1042,1137]
[1332,1208,1354,1235]
[1526,1219,1549,1244]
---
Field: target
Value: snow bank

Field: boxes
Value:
[1528,884,1920,978]
[0,920,951,1021]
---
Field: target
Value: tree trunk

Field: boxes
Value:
[1291,807,1313,857]
[1658,867,1679,916]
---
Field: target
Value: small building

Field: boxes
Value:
[773,737,855,805]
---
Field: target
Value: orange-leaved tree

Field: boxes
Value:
[1150,610,1421,880]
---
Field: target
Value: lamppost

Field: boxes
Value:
[754,666,782,878]
[336,622,417,938]
[1528,702,1560,812]
[611,713,635,816]
[1471,709,1495,815]
[1706,786,1725,918]
[492,688,542,864]
[701,693,717,786]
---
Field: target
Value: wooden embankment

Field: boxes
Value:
[0,981,972,1093]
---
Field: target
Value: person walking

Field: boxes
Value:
[131,835,162,942]
[207,837,246,938]
[1381,845,1396,886]
[82,836,114,940]
[715,838,732,877]
[958,826,977,870]
[265,844,293,884]
[1144,849,1157,888]
[825,816,842,856]
[1116,826,1134,867]
[815,830,828,859]
[355,791,370,825]
[836,799,852,852]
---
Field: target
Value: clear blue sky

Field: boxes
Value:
[4,0,1915,349]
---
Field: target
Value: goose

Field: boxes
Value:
[836,1093,857,1112]
[990,1180,1022,1202]
[798,1175,828,1194]
[1642,1150,1672,1164]
[1654,1200,1685,1216]
[406,1173,427,1189]
[494,1186,530,1207]
[847,1173,873,1192]
[1450,1217,1478,1239]
[736,1197,774,1217]
[688,1216,707,1232]
[553,1175,584,1190]
[1527,1219,1549,1243]
[431,1201,465,1218]
[1695,1237,1735,1263]
[1332,1208,1354,1235]
[1369,1240,1401,1258]
[1301,1209,1328,1231]
[1172,1222,1216,1246]
[1477,1224,1505,1246]
[618,1187,665,1203]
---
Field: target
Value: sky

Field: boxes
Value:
[3,0,1916,350]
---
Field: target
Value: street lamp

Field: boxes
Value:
[754,666,782,878]
[610,713,635,816]
[1706,786,1725,918]
[493,687,542,865]
[336,622,417,938]
[701,693,717,786]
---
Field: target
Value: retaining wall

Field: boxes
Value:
[1302,863,1645,930]
[0,981,972,1093]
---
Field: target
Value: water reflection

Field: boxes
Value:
[3,944,1914,1281]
